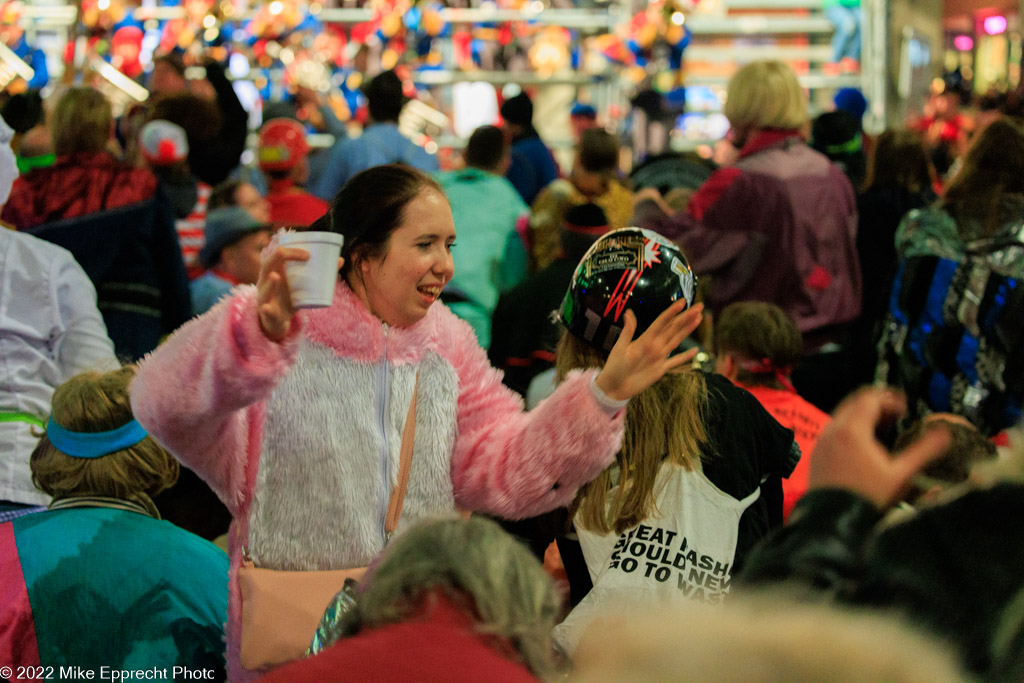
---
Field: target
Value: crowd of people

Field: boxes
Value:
[0,55,1023,682]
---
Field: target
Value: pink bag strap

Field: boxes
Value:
[385,374,418,537]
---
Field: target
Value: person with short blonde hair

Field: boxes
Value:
[0,366,228,673]
[49,86,113,157]
[723,59,808,139]
[30,367,179,515]
[633,59,861,414]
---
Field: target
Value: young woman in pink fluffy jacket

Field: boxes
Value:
[129,164,702,678]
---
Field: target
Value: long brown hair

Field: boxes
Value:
[555,332,709,535]
[861,129,933,194]
[943,117,1024,237]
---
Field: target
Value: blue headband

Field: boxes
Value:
[45,417,149,459]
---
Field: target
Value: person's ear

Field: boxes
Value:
[715,353,738,381]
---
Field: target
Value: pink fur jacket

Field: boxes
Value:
[130,281,625,680]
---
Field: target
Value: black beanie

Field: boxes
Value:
[561,203,610,260]
[501,93,534,127]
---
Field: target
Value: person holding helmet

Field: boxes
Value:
[550,228,799,656]
[258,117,329,228]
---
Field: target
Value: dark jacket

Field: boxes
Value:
[26,195,191,361]
[489,257,577,396]
[850,185,934,384]
[875,200,1024,435]
[189,59,249,186]
[506,135,560,207]
[2,151,157,230]
[739,485,1024,676]
[635,131,861,351]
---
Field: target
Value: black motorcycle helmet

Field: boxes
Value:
[559,227,697,353]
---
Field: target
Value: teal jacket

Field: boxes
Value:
[437,168,529,348]
[1,504,228,672]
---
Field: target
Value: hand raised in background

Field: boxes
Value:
[809,388,951,509]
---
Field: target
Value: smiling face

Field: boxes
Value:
[351,189,456,327]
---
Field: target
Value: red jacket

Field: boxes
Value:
[738,382,830,520]
[260,594,540,682]
[2,151,157,230]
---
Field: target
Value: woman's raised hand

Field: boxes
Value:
[256,245,345,342]
[595,300,704,402]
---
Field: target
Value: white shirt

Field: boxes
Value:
[0,228,118,505]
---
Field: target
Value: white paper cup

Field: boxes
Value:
[277,231,344,309]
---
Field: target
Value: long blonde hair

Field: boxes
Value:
[555,331,708,535]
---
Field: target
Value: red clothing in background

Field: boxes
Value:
[260,594,539,682]
[1,151,157,230]
[267,179,329,228]
[739,382,830,521]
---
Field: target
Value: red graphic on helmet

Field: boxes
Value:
[603,238,662,322]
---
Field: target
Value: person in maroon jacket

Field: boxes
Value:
[261,516,562,682]
[1,88,157,230]
[634,60,861,412]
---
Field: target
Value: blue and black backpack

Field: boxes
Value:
[876,235,1024,436]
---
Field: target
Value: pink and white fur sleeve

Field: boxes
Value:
[442,319,625,519]
[130,287,302,514]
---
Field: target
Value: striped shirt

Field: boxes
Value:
[177,182,212,280]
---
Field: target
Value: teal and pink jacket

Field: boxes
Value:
[0,504,228,676]
[129,282,626,679]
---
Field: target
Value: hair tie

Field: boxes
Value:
[738,357,797,393]
[45,416,149,459]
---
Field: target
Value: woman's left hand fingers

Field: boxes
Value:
[664,346,700,372]
[641,301,703,356]
[641,297,688,340]
[662,303,704,352]
[611,309,638,355]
